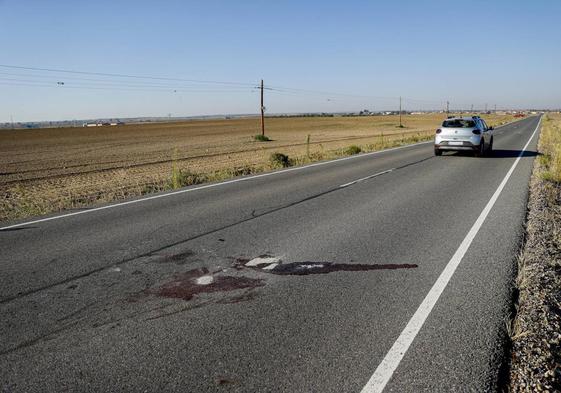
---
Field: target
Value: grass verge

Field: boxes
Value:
[509,114,561,391]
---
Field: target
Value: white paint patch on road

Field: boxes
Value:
[339,169,395,188]
[245,257,280,267]
[300,264,324,269]
[195,275,214,285]
[261,263,279,270]
[360,116,542,393]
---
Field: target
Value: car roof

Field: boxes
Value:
[445,116,480,121]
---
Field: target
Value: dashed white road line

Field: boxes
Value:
[360,116,542,393]
[339,169,395,188]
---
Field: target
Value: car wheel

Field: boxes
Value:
[474,139,485,157]
[434,148,442,156]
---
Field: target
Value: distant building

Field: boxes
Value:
[83,121,124,127]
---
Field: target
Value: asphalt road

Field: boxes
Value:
[0,116,541,392]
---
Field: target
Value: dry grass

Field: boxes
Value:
[538,113,561,184]
[0,113,516,222]
[509,113,561,392]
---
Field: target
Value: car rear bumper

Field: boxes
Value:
[435,141,479,151]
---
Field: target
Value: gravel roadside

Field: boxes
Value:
[509,115,561,392]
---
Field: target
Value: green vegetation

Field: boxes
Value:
[170,168,204,189]
[254,134,271,142]
[269,153,292,168]
[344,145,362,155]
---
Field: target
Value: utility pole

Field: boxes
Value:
[260,79,265,136]
[446,101,450,115]
[399,96,402,127]
[494,104,497,113]
[10,115,14,130]
[485,103,488,112]
[470,104,474,113]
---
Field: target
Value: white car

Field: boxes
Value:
[434,116,494,156]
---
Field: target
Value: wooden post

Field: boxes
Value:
[260,79,265,136]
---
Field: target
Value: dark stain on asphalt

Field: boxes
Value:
[216,377,238,386]
[151,249,196,265]
[218,290,259,304]
[268,262,418,275]
[236,259,418,275]
[151,268,265,301]
[232,257,250,269]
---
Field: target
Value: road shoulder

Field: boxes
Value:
[509,114,561,391]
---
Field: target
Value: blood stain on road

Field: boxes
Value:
[150,268,265,301]
[236,257,418,276]
[268,262,418,275]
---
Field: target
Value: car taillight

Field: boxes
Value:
[472,129,481,135]
[436,129,442,134]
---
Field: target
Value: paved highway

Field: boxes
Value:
[0,116,541,392]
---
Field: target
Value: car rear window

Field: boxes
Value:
[442,119,476,128]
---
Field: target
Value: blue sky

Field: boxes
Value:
[1,0,560,122]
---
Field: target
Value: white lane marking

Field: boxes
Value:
[0,117,527,232]
[196,275,214,285]
[245,257,280,267]
[360,116,542,393]
[340,169,395,188]
[262,263,279,270]
[0,141,432,231]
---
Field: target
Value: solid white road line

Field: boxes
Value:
[360,116,542,393]
[0,141,432,231]
[339,169,395,188]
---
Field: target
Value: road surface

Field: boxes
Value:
[0,116,541,392]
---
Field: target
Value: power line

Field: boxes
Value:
[267,85,399,101]
[0,80,252,94]
[0,64,464,108]
[0,64,256,87]
[0,71,252,90]
[0,77,254,91]
[0,65,453,105]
